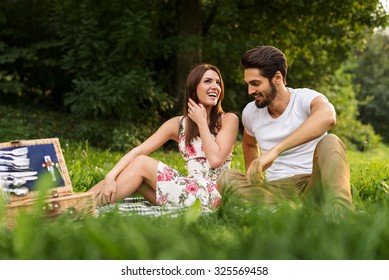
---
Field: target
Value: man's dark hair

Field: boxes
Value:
[241,46,288,84]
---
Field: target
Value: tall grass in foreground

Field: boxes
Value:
[0,141,388,260]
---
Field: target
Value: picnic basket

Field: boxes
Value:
[0,138,96,229]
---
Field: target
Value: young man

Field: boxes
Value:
[217,46,354,212]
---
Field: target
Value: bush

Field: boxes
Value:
[55,0,174,124]
[0,104,156,152]
[331,118,380,152]
[319,64,381,151]
[72,119,155,151]
[0,105,76,142]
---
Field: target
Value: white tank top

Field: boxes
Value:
[242,87,327,181]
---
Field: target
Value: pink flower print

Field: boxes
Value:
[186,144,197,156]
[212,197,221,208]
[196,158,206,164]
[186,183,199,194]
[166,170,176,178]
[157,172,173,182]
[179,178,190,185]
[157,167,176,181]
[157,193,169,205]
[163,166,171,173]
[207,182,216,193]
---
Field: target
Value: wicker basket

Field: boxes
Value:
[0,138,96,229]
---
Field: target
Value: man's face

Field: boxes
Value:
[244,68,277,108]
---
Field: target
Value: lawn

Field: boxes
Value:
[0,105,389,260]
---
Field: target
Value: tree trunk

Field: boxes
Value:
[175,0,202,113]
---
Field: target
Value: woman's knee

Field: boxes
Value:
[127,155,158,181]
[131,155,154,170]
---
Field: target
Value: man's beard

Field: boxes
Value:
[254,82,277,108]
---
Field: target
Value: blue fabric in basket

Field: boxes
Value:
[0,144,65,191]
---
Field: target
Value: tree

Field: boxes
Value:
[175,0,202,111]
[0,0,67,107]
[319,64,380,151]
[0,0,387,150]
[199,0,388,110]
[353,31,389,142]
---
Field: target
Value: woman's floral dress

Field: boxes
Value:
[155,116,232,211]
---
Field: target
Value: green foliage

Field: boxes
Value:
[201,0,388,110]
[0,104,76,142]
[318,64,381,151]
[1,109,389,259]
[199,0,386,149]
[0,0,67,108]
[333,119,380,151]
[0,104,154,151]
[0,0,387,152]
[54,0,174,122]
[353,32,389,143]
[348,144,389,207]
[1,141,389,259]
[1,0,387,124]
[1,1,389,260]
[71,119,156,152]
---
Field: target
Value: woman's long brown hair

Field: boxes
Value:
[184,64,225,146]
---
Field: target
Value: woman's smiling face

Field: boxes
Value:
[196,69,221,107]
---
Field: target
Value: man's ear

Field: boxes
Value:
[273,71,284,85]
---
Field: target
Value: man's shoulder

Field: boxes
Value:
[290,87,325,97]
[290,87,321,95]
[242,100,257,113]
[290,87,327,103]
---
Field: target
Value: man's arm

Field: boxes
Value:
[242,129,259,170]
[243,129,266,184]
[270,96,336,157]
[245,96,336,184]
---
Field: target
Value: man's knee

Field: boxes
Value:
[217,169,240,187]
[317,134,346,152]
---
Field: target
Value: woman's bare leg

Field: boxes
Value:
[89,155,159,205]
[136,183,157,204]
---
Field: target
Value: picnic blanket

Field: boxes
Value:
[96,197,188,217]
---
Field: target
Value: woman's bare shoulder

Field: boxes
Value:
[222,112,239,123]
[162,115,183,141]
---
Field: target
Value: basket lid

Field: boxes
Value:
[0,138,73,203]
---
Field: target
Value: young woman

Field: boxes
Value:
[88,64,239,211]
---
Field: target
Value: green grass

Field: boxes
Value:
[1,105,389,260]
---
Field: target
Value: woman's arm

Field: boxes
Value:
[188,100,239,168]
[204,112,239,168]
[105,116,181,181]
[94,116,180,204]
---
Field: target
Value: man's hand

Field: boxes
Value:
[246,149,279,184]
[247,158,264,185]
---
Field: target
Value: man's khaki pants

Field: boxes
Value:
[217,134,355,211]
